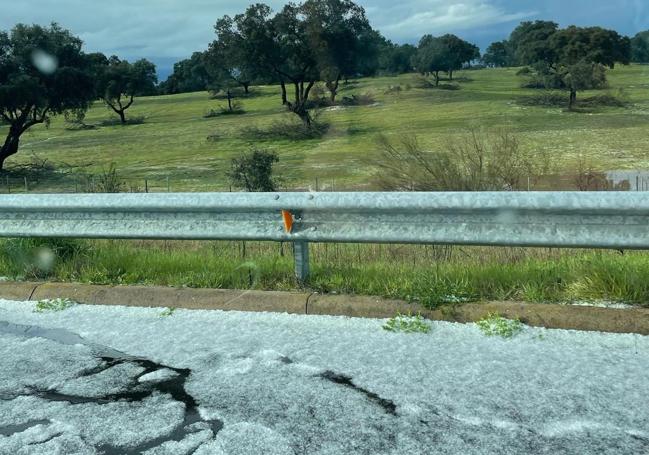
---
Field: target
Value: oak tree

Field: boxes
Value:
[0,23,96,170]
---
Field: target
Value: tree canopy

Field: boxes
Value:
[411,34,479,85]
[509,21,559,66]
[378,41,416,75]
[208,0,381,125]
[301,0,375,102]
[507,23,630,108]
[482,41,514,68]
[630,31,649,63]
[95,56,157,124]
[0,23,96,170]
[160,52,210,95]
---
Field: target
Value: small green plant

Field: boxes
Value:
[159,307,176,317]
[34,298,76,313]
[476,312,523,338]
[383,311,431,334]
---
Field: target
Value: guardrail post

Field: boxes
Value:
[293,240,310,282]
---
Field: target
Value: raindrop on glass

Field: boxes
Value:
[31,49,58,75]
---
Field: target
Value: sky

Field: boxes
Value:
[3,0,649,80]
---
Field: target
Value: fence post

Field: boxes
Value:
[145,179,149,193]
[24,177,28,193]
[293,240,310,282]
[167,177,170,192]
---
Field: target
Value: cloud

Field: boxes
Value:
[0,0,283,59]
[368,1,533,41]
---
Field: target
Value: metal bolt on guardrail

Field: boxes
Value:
[1,192,649,282]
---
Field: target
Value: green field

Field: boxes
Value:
[3,65,649,192]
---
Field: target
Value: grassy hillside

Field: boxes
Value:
[2,65,649,192]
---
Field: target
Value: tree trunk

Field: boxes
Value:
[434,72,440,86]
[449,70,453,81]
[326,74,341,104]
[569,89,577,110]
[0,128,21,171]
[242,82,250,94]
[227,90,233,111]
[118,109,126,124]
[280,80,287,105]
[288,80,315,127]
[295,108,311,127]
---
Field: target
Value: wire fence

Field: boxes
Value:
[0,173,350,194]
[1,171,649,194]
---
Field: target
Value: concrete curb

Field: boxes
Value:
[1,281,648,335]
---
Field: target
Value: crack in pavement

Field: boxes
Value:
[0,320,223,453]
[317,370,398,416]
[26,431,64,446]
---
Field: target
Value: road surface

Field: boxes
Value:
[0,298,648,454]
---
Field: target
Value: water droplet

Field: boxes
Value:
[31,49,58,75]
[34,247,56,272]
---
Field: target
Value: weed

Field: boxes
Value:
[383,312,431,334]
[34,298,76,313]
[159,307,176,317]
[476,312,523,338]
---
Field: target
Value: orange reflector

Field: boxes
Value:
[281,210,294,233]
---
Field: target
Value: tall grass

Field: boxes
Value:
[1,238,647,307]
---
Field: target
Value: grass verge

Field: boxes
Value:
[1,239,648,308]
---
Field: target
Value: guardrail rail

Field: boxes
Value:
[1,192,648,280]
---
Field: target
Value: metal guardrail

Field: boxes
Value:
[1,192,649,281]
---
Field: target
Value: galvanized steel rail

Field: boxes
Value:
[1,192,648,280]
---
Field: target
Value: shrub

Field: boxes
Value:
[340,93,376,106]
[518,92,567,107]
[519,92,626,109]
[204,101,245,117]
[437,84,461,91]
[227,148,280,192]
[241,116,330,141]
[373,129,549,191]
[78,163,125,193]
[306,84,333,108]
[99,115,145,126]
[578,94,627,108]
[416,77,460,90]
[64,109,95,130]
